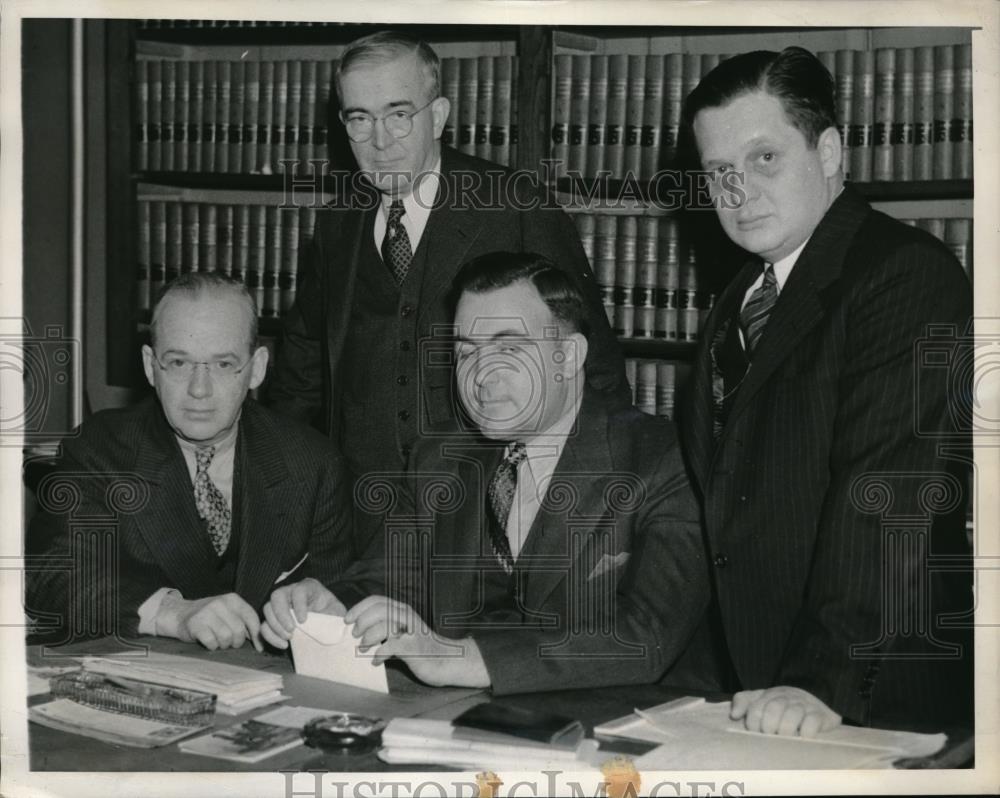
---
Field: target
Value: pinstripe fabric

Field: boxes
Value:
[26,397,356,641]
[679,186,973,727]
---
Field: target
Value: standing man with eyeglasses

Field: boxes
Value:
[25,273,355,650]
[268,31,627,549]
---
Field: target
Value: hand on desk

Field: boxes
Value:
[346,596,491,689]
[731,685,842,737]
[156,591,263,652]
[261,577,347,649]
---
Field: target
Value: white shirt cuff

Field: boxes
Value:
[137,588,180,635]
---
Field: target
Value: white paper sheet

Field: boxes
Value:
[290,612,389,694]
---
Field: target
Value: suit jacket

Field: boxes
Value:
[268,146,628,462]
[679,186,974,726]
[340,388,710,695]
[25,397,355,642]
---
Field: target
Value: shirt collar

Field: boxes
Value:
[381,157,441,218]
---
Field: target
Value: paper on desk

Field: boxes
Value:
[290,613,389,694]
[597,698,946,770]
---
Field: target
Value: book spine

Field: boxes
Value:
[215,60,231,173]
[640,55,664,180]
[682,53,701,104]
[850,49,874,182]
[299,59,317,168]
[933,45,954,180]
[614,216,637,338]
[248,205,267,312]
[655,362,676,419]
[315,60,333,167]
[242,60,260,174]
[148,60,162,171]
[136,60,149,171]
[953,43,972,180]
[272,60,288,173]
[913,46,934,180]
[586,55,608,179]
[199,203,217,272]
[231,60,247,174]
[189,60,204,172]
[817,49,835,76]
[656,216,679,340]
[458,57,478,157]
[161,60,176,171]
[594,214,617,326]
[175,60,190,171]
[492,55,512,166]
[233,204,250,284]
[281,209,301,315]
[182,202,199,273]
[625,358,638,406]
[258,61,274,173]
[510,57,519,166]
[217,204,234,276]
[701,53,719,77]
[165,202,182,283]
[944,218,971,277]
[678,247,700,342]
[634,216,658,338]
[551,55,571,180]
[892,48,914,182]
[263,206,281,318]
[150,200,166,296]
[201,60,217,172]
[623,55,645,179]
[568,55,590,177]
[834,49,854,179]
[298,207,316,296]
[285,60,302,174]
[136,200,151,311]
[636,361,657,416]
[475,55,495,162]
[605,55,628,177]
[662,53,683,169]
[873,48,894,181]
[574,212,595,264]
[441,57,459,150]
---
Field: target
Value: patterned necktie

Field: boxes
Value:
[381,199,413,284]
[739,262,778,356]
[194,446,231,556]
[486,442,528,575]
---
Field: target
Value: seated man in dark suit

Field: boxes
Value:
[261,252,709,693]
[25,273,355,651]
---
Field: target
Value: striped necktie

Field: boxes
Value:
[381,199,413,284]
[739,262,777,356]
[486,442,528,575]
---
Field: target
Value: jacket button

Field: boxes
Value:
[397,375,408,386]
[739,495,747,503]
[398,409,410,421]
[399,340,411,351]
[400,304,413,317]
[714,554,728,568]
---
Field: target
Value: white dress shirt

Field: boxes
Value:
[372,158,441,257]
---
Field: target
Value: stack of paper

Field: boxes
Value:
[81,653,285,715]
[379,718,600,770]
[29,699,210,748]
[595,697,947,769]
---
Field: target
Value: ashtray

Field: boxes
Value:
[302,713,386,754]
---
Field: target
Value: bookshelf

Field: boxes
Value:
[105,21,975,421]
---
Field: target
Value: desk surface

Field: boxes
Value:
[26,638,973,772]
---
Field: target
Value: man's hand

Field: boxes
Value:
[731,686,842,737]
[156,592,262,652]
[261,578,346,649]
[345,596,491,689]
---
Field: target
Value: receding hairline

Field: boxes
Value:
[150,285,257,352]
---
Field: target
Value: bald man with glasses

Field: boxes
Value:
[25,273,355,650]
[268,31,627,550]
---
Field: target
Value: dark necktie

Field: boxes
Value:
[486,442,528,575]
[739,262,778,356]
[381,199,413,284]
[194,446,231,556]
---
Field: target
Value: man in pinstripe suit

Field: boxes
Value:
[679,47,973,734]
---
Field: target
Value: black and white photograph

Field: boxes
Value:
[1,1,997,795]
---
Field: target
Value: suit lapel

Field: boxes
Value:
[233,404,295,608]
[131,403,221,597]
[327,206,371,376]
[517,390,615,611]
[724,188,867,429]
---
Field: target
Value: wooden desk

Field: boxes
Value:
[27,638,973,771]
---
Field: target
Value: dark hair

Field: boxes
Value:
[451,251,591,340]
[335,30,440,104]
[682,46,837,150]
[150,272,258,351]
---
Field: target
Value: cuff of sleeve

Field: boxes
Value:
[137,588,181,636]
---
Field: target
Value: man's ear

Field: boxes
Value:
[818,125,842,178]
[141,344,156,388]
[564,333,589,378]
[431,95,450,140]
[248,345,270,391]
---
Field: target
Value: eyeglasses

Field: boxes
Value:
[152,352,252,381]
[339,98,437,143]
